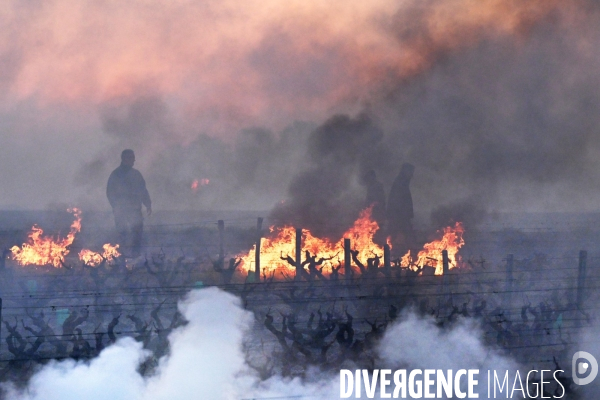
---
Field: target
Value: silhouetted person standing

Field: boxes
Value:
[387,163,414,253]
[106,149,151,257]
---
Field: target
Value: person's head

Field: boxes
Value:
[400,163,415,180]
[121,149,135,167]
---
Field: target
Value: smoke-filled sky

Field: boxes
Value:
[1,0,600,217]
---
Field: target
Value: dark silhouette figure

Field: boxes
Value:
[387,163,415,254]
[362,170,386,226]
[106,149,152,257]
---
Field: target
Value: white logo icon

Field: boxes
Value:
[572,351,598,385]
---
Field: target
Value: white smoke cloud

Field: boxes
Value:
[142,288,253,400]
[2,289,521,400]
[3,287,255,400]
[378,312,519,398]
[4,340,147,400]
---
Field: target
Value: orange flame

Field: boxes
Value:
[78,249,103,267]
[400,222,465,275]
[11,208,82,268]
[79,243,121,267]
[239,210,465,279]
[239,207,385,277]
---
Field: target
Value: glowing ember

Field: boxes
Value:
[400,222,465,275]
[79,243,121,267]
[191,178,210,192]
[11,208,82,268]
[239,207,385,277]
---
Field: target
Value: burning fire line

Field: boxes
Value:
[10,208,121,268]
[238,208,465,278]
[239,208,382,278]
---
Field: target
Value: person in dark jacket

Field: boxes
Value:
[106,149,151,257]
[387,163,414,253]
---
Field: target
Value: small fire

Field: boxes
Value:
[191,178,210,192]
[11,208,122,268]
[239,207,384,277]
[400,222,465,275]
[11,208,82,268]
[79,243,121,267]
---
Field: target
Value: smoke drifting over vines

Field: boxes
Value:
[0,0,599,220]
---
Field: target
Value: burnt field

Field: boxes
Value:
[0,210,599,397]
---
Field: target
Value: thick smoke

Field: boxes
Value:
[430,198,488,231]
[375,7,600,215]
[269,0,600,229]
[73,100,316,211]
[378,313,520,398]
[2,288,522,399]
[270,113,391,237]
[0,0,592,216]
[2,288,254,400]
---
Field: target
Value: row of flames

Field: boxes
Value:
[238,208,465,277]
[10,208,120,268]
[9,207,465,275]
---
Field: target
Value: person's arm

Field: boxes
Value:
[106,172,116,209]
[138,172,152,215]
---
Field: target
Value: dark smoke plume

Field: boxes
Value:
[373,5,600,218]
[270,114,393,237]
[62,0,600,230]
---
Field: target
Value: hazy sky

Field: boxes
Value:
[1,0,598,214]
